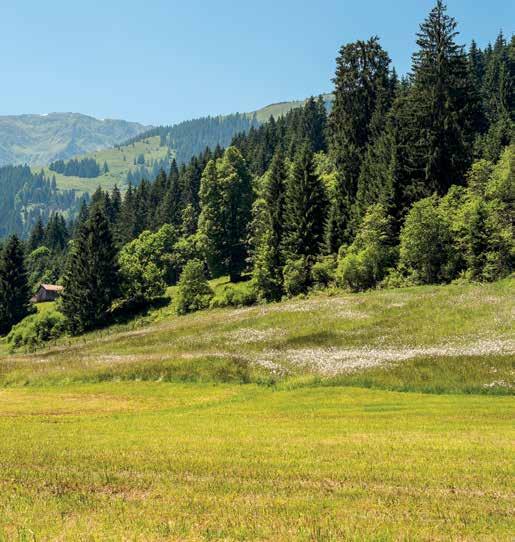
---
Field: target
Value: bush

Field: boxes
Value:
[283,257,310,297]
[311,256,337,288]
[210,281,257,308]
[175,260,213,315]
[336,204,396,291]
[7,310,67,352]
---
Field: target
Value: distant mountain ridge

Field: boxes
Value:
[0,112,151,167]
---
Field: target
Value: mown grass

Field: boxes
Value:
[0,382,513,541]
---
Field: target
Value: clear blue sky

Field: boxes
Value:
[1,1,512,126]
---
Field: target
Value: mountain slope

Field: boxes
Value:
[0,113,151,167]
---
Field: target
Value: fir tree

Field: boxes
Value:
[0,235,34,335]
[61,206,119,334]
[28,218,45,252]
[199,147,253,282]
[253,149,288,301]
[283,145,327,261]
[326,36,391,250]
[408,0,477,195]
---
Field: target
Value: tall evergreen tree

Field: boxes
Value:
[157,160,182,228]
[408,0,477,195]
[61,206,119,334]
[199,147,253,282]
[253,149,288,300]
[0,235,33,335]
[326,36,391,250]
[28,218,45,252]
[283,145,327,261]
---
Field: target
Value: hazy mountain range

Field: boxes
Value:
[0,113,151,167]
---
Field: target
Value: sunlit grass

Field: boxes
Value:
[0,279,513,539]
[2,278,513,393]
[0,382,513,541]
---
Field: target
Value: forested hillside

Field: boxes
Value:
[0,165,85,239]
[0,1,513,342]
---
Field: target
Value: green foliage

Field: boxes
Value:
[336,204,396,291]
[7,309,67,352]
[327,36,392,248]
[119,224,177,304]
[175,260,213,315]
[283,257,310,297]
[252,150,287,301]
[199,147,253,282]
[0,235,35,335]
[399,196,454,284]
[408,0,478,196]
[283,145,327,260]
[210,281,257,308]
[311,256,337,288]
[60,207,120,334]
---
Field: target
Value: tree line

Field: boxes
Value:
[49,157,106,178]
[1,1,513,342]
[122,113,260,165]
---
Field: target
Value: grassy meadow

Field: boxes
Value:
[35,136,169,194]
[0,279,513,540]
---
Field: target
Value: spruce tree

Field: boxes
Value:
[61,206,119,334]
[283,145,327,261]
[253,149,287,301]
[199,147,253,282]
[28,218,45,252]
[157,160,182,228]
[408,0,477,195]
[326,36,391,251]
[0,235,33,335]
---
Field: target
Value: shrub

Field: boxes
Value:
[311,256,337,288]
[283,257,310,297]
[210,281,257,308]
[336,204,396,291]
[7,310,67,352]
[175,260,213,315]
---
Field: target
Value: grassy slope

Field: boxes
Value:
[0,280,513,540]
[37,135,169,194]
[1,278,513,393]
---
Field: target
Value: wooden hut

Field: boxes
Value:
[30,284,64,303]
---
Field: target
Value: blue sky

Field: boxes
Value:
[1,1,512,125]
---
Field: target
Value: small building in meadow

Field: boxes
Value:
[31,284,64,303]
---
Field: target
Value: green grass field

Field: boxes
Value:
[35,135,169,194]
[0,279,513,540]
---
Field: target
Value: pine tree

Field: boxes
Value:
[198,147,253,282]
[28,218,45,252]
[283,145,327,261]
[326,36,391,251]
[408,0,477,195]
[0,235,34,335]
[253,149,287,301]
[61,206,119,334]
